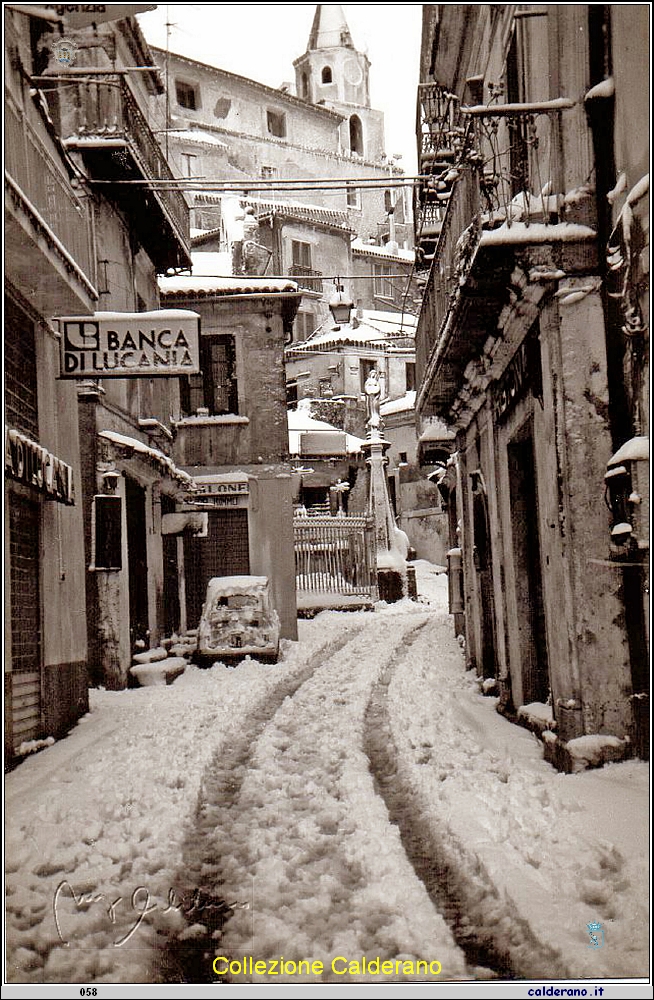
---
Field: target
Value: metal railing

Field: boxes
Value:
[5,98,95,285]
[294,515,377,607]
[416,102,568,376]
[56,76,189,243]
[288,264,324,293]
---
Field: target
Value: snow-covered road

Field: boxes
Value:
[5,564,649,986]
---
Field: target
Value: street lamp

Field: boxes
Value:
[329,279,354,325]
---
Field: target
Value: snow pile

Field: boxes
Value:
[387,573,649,979]
[5,636,335,985]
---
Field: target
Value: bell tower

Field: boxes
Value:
[294,5,384,161]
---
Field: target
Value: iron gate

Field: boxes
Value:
[293,515,378,611]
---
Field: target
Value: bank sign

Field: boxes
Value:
[57,310,201,379]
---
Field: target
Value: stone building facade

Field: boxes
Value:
[4,6,196,754]
[414,4,649,765]
[148,4,413,334]
[158,274,302,640]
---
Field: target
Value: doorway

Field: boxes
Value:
[507,421,550,705]
[125,477,149,653]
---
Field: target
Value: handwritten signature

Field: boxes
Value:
[53,881,249,947]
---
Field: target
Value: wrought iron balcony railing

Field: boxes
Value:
[416,100,575,384]
[45,76,190,263]
[288,264,324,293]
[5,96,95,290]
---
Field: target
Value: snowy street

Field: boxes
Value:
[5,564,649,989]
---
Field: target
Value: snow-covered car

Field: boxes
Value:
[196,575,281,664]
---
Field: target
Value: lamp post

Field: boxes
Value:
[362,367,407,602]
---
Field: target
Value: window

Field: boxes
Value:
[261,165,278,199]
[175,79,199,110]
[180,152,199,178]
[266,109,286,138]
[5,296,38,438]
[293,310,315,343]
[291,240,312,269]
[321,66,332,84]
[373,263,395,300]
[181,335,238,415]
[346,183,361,209]
[349,114,364,156]
[405,362,416,392]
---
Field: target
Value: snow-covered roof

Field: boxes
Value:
[289,309,416,353]
[99,431,195,487]
[287,404,364,455]
[151,46,344,121]
[380,390,416,416]
[352,238,416,264]
[166,129,228,149]
[252,199,353,232]
[159,274,299,297]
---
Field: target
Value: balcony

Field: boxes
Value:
[416,99,598,419]
[44,76,191,272]
[5,95,97,314]
[288,264,323,294]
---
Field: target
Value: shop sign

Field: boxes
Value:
[39,5,157,29]
[493,327,543,421]
[185,476,249,508]
[5,427,75,505]
[57,310,200,379]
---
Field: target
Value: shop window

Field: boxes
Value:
[267,109,287,138]
[175,79,200,110]
[321,66,333,84]
[181,334,238,416]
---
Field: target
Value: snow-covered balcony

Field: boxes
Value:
[415,99,600,419]
[47,76,191,272]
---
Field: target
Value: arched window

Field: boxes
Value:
[301,71,309,99]
[349,114,364,156]
[321,66,332,84]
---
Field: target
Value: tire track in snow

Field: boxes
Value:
[208,613,469,983]
[363,633,570,980]
[159,612,470,983]
[155,620,368,983]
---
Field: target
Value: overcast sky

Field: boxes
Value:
[136,4,423,173]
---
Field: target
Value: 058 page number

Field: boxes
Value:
[80,990,98,997]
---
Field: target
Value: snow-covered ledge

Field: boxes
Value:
[173,415,250,426]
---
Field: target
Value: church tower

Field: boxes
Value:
[294,5,385,162]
